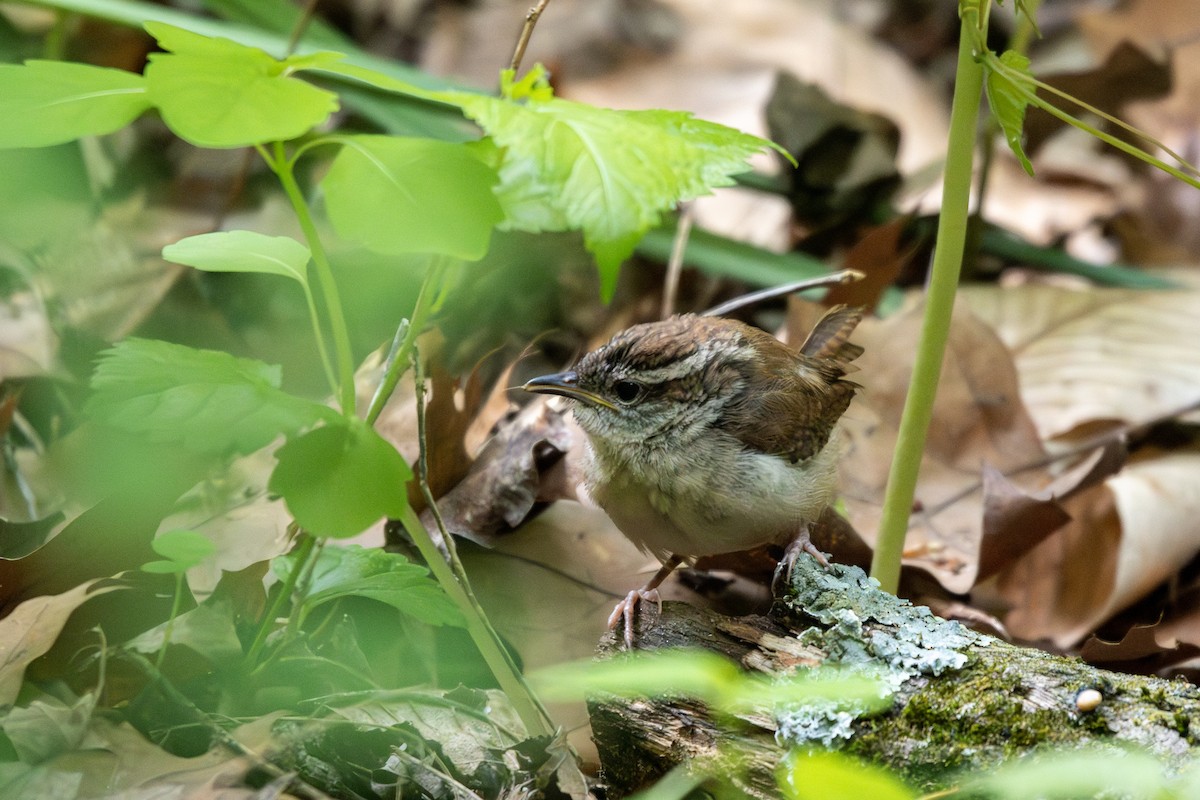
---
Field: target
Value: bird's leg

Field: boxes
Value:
[608,554,683,648]
[775,522,831,591]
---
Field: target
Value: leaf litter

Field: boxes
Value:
[8,0,1200,795]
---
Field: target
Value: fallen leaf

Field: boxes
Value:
[1079,621,1200,672]
[823,217,911,310]
[995,448,1200,647]
[976,439,1127,583]
[0,580,117,705]
[961,285,1200,441]
[765,73,902,235]
[0,291,56,380]
[836,295,1050,593]
[430,396,573,545]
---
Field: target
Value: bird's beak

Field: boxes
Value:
[523,370,616,410]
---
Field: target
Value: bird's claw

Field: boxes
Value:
[608,588,662,648]
[774,531,831,591]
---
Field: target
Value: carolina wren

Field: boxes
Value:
[524,305,863,646]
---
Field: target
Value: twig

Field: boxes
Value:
[701,269,864,317]
[509,0,554,74]
[660,202,695,319]
[285,0,320,56]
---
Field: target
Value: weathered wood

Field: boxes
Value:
[589,558,1200,797]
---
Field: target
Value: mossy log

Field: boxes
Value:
[588,558,1200,797]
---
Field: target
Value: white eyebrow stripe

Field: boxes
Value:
[628,347,712,384]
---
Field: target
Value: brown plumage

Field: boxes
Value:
[523,305,865,646]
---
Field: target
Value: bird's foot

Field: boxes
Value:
[608,588,662,649]
[774,529,831,592]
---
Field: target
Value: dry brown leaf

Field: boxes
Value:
[1077,0,1198,58]
[41,714,282,798]
[0,580,116,704]
[836,295,1051,592]
[823,218,911,310]
[430,396,573,546]
[1079,621,1200,672]
[155,450,293,598]
[960,285,1200,441]
[977,440,1127,583]
[977,464,1073,581]
[995,449,1200,647]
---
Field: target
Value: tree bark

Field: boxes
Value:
[588,558,1200,797]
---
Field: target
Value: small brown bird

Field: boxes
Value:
[524,306,863,646]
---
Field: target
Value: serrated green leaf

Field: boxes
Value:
[86,338,335,456]
[276,545,462,626]
[428,81,778,296]
[322,135,502,259]
[0,61,151,149]
[143,21,339,148]
[781,752,914,800]
[268,420,410,538]
[163,230,310,285]
[985,50,1036,176]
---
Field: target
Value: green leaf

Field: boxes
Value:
[430,72,779,297]
[276,545,462,626]
[162,230,311,285]
[86,338,335,457]
[141,529,216,574]
[533,650,887,714]
[0,61,151,149]
[143,21,339,147]
[985,50,1036,176]
[780,752,914,800]
[268,420,411,538]
[322,135,503,260]
[968,747,1168,799]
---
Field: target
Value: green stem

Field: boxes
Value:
[364,256,449,427]
[360,260,553,735]
[300,282,340,399]
[1019,85,1200,191]
[411,344,553,733]
[267,142,358,416]
[246,531,316,665]
[44,10,70,59]
[870,13,985,594]
[398,505,552,737]
[155,573,186,670]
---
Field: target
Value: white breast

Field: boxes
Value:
[585,430,841,561]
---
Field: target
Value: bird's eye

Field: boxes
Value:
[613,379,643,404]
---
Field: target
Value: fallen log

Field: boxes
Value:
[588,557,1200,797]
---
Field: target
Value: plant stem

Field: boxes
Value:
[155,573,186,670]
[398,504,552,736]
[267,142,358,416]
[246,530,316,665]
[509,0,554,73]
[870,12,985,594]
[360,259,553,735]
[364,256,449,427]
[411,344,554,734]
